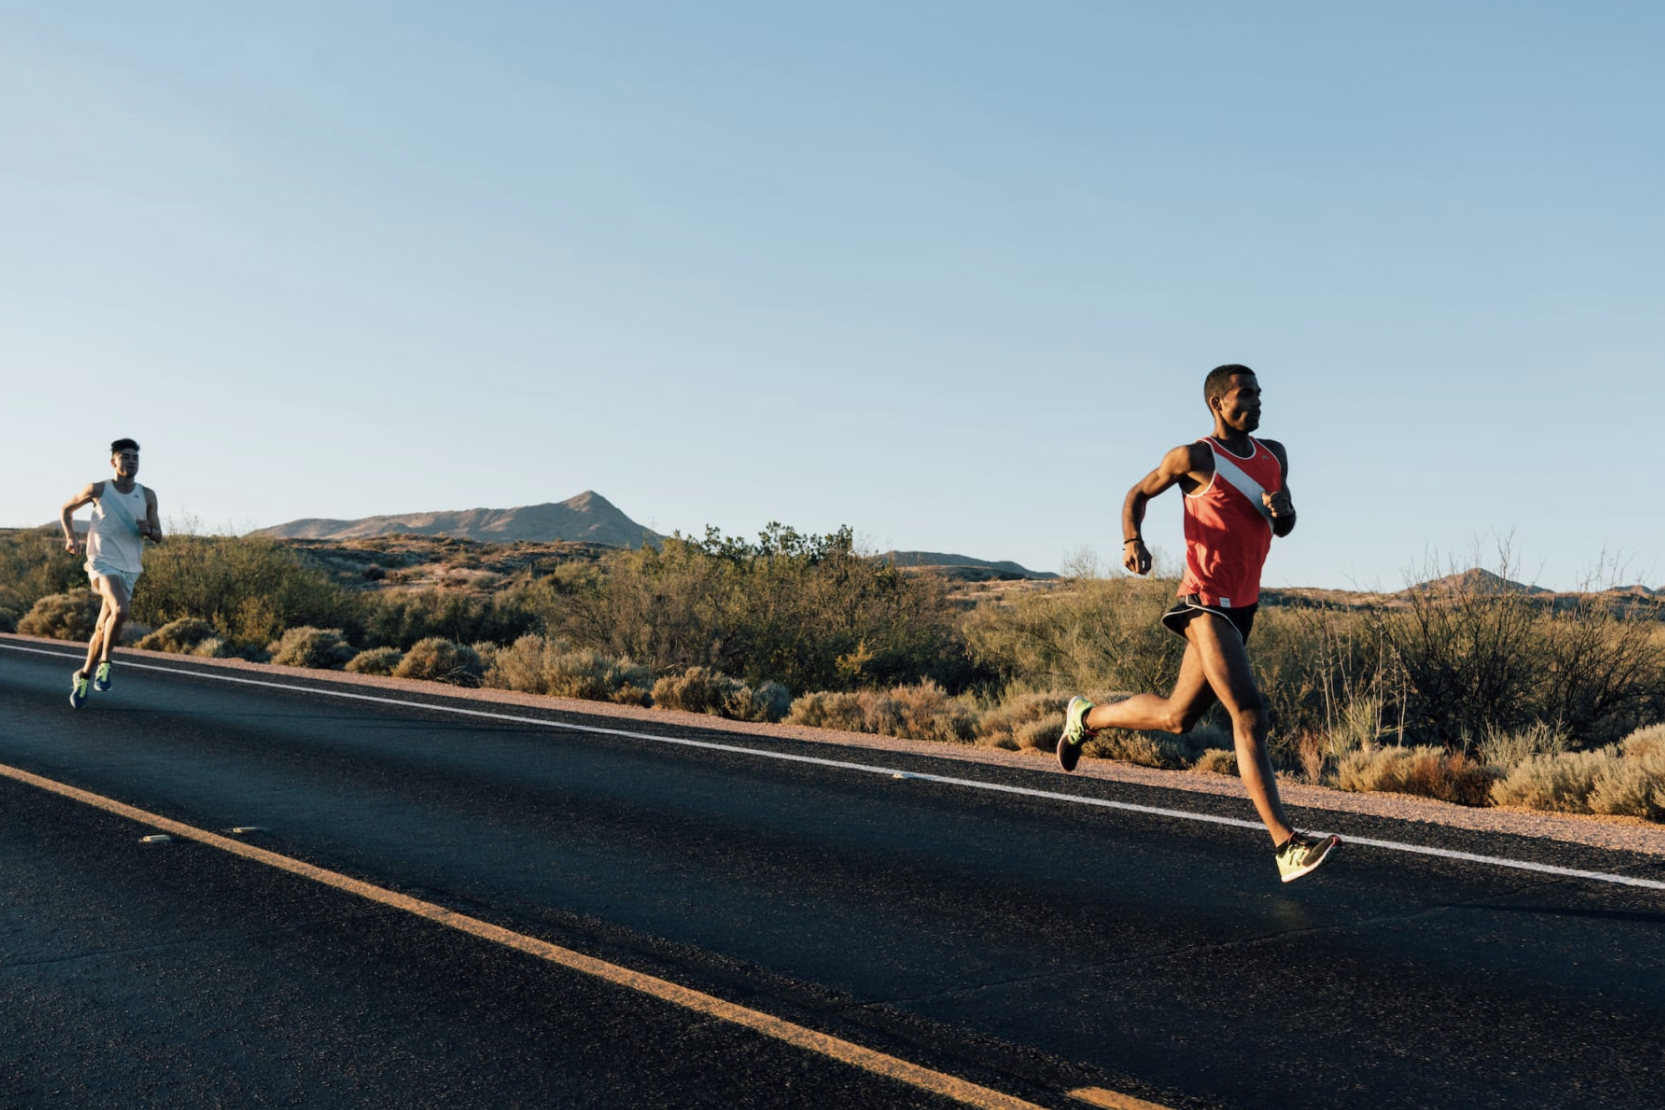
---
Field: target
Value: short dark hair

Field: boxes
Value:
[1204,365,1255,406]
[110,438,140,455]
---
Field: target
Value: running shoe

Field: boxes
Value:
[70,671,90,709]
[1275,831,1342,883]
[1056,695,1095,772]
[93,661,112,692]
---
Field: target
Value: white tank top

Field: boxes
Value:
[86,481,148,576]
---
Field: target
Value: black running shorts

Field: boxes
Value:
[1160,594,1257,643]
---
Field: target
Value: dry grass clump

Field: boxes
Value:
[973,692,1067,751]
[1338,745,1501,807]
[345,646,404,676]
[483,635,650,705]
[393,638,484,687]
[17,590,102,641]
[136,617,218,655]
[1491,729,1665,819]
[788,681,978,744]
[1477,721,1571,770]
[267,627,356,670]
[650,666,791,722]
[1490,750,1611,814]
[1191,748,1240,776]
[1086,726,1226,772]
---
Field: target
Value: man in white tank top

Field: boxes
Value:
[59,438,163,708]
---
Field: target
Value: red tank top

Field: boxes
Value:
[1178,437,1282,608]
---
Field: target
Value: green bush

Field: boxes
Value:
[963,574,1183,700]
[17,590,102,642]
[132,534,346,645]
[559,525,975,693]
[393,638,484,687]
[267,627,356,669]
[136,617,219,655]
[345,646,404,676]
[0,527,85,626]
[356,587,541,651]
[483,635,650,705]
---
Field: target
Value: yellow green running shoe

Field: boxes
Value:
[93,661,113,692]
[1056,695,1094,772]
[70,670,90,709]
[1275,831,1342,883]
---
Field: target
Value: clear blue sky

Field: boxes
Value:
[4,1,1660,590]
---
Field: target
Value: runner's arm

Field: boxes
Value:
[141,487,164,543]
[59,483,100,555]
[1122,444,1208,574]
[1259,439,1296,538]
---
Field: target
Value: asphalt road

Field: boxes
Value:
[3,640,1663,1110]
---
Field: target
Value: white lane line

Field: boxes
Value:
[7,642,1665,892]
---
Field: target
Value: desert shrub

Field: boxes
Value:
[345,646,404,676]
[394,638,484,686]
[17,590,102,641]
[192,637,233,659]
[356,587,540,651]
[136,617,219,654]
[132,534,346,644]
[974,692,1067,751]
[1086,728,1217,771]
[1489,750,1613,813]
[1587,761,1661,819]
[1338,745,1501,807]
[650,667,792,722]
[963,574,1183,699]
[1622,723,1665,759]
[1191,748,1239,776]
[484,635,650,705]
[736,681,793,723]
[560,525,975,693]
[471,640,500,673]
[1585,729,1665,819]
[787,682,978,743]
[267,627,356,670]
[1477,720,1571,770]
[1378,549,1665,750]
[0,527,85,625]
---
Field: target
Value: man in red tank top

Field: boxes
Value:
[1056,366,1340,883]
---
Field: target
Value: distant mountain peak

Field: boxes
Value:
[253,491,663,548]
[1403,568,1551,596]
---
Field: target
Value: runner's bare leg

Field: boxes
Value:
[1083,645,1215,734]
[1185,615,1294,845]
[81,575,131,675]
[1083,616,1293,845]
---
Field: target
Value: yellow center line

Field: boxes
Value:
[1069,1088,1175,1110]
[0,760,1173,1110]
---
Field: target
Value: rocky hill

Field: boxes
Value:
[253,490,663,549]
[878,551,1058,581]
